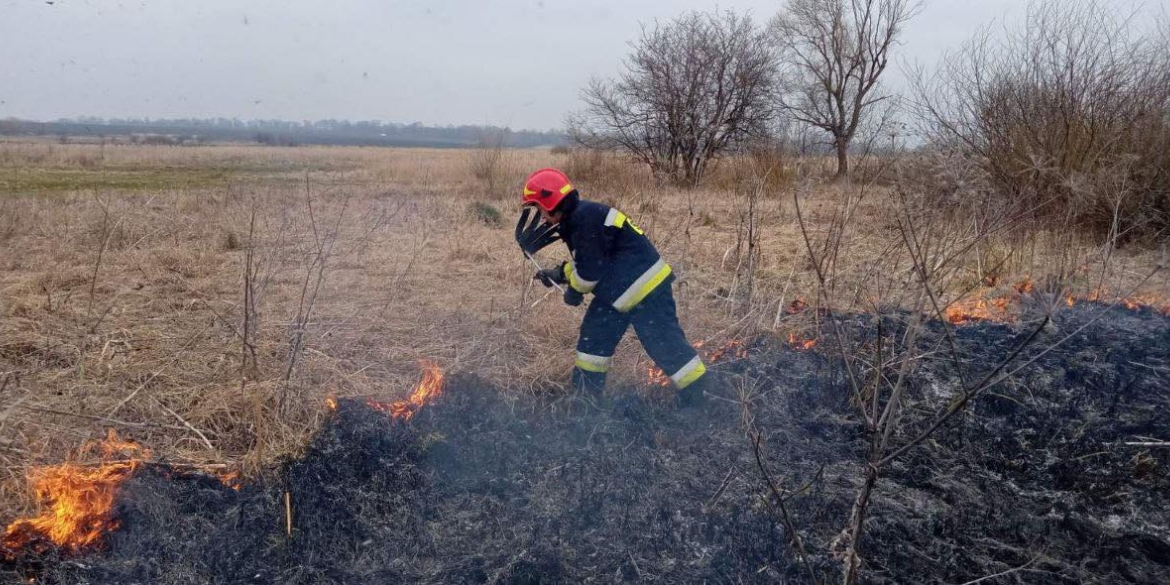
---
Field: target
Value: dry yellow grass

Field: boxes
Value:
[0,140,1165,521]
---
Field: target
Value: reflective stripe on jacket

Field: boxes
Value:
[558,199,670,313]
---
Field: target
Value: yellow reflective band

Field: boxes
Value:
[612,259,671,313]
[604,208,627,228]
[672,357,706,388]
[523,188,536,196]
[560,183,574,195]
[564,261,597,293]
[575,352,612,373]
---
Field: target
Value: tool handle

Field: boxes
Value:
[524,252,566,293]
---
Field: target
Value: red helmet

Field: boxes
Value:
[522,168,575,212]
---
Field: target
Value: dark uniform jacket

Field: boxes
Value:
[558,199,672,313]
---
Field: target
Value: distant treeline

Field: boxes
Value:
[0,117,565,149]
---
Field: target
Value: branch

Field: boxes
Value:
[751,432,821,585]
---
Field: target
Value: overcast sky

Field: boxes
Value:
[0,0,1158,130]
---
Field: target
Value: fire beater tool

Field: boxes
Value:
[515,207,565,293]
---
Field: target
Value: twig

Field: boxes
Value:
[1127,361,1169,374]
[107,319,216,417]
[151,397,215,451]
[877,316,1049,467]
[1123,442,1170,447]
[12,404,190,432]
[751,432,820,585]
[284,491,293,537]
[957,553,1041,585]
[705,466,736,509]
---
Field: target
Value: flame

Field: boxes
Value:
[215,470,243,491]
[944,292,1013,325]
[787,332,817,350]
[647,367,671,387]
[706,339,749,363]
[1064,287,1170,315]
[1,430,147,557]
[366,361,445,422]
[1,431,243,559]
[945,281,1170,326]
[325,396,338,411]
[643,339,751,386]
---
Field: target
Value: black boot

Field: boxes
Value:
[571,367,606,399]
[676,373,712,408]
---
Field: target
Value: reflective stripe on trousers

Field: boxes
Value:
[612,258,672,313]
[574,351,612,373]
[574,275,703,389]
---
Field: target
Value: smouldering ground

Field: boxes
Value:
[0,139,1167,570]
[5,303,1169,583]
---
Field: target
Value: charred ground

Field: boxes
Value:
[3,302,1169,584]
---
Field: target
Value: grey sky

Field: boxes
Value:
[0,0,1152,130]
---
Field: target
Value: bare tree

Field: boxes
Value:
[569,11,777,186]
[771,0,918,180]
[910,0,1170,240]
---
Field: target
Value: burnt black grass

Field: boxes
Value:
[6,303,1169,584]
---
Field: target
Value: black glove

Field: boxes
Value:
[563,287,584,306]
[534,262,567,288]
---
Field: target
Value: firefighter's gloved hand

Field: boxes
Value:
[563,287,584,306]
[534,263,567,288]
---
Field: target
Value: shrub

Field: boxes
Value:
[467,200,503,227]
[913,0,1170,242]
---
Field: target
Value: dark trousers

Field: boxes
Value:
[572,279,705,393]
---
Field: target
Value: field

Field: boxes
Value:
[1,140,1168,581]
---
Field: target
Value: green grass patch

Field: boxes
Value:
[0,167,245,194]
[467,200,504,227]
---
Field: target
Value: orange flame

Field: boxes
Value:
[944,293,1013,325]
[367,361,445,422]
[1064,287,1170,315]
[706,339,749,363]
[644,339,751,386]
[647,367,672,387]
[787,332,818,350]
[1,430,147,556]
[1,431,243,559]
[325,396,338,411]
[215,470,243,491]
[946,281,1170,326]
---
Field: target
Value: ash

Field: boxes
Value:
[8,303,1169,584]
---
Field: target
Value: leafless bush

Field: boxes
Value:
[771,0,920,180]
[912,0,1170,241]
[569,10,777,186]
[467,129,519,200]
[469,130,511,199]
[558,147,650,197]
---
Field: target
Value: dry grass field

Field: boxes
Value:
[0,139,1165,524]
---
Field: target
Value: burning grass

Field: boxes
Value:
[0,140,1167,581]
[0,431,146,557]
[943,280,1170,327]
[362,361,445,422]
[1,304,1167,583]
[0,431,240,562]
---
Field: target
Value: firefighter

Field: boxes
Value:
[522,167,708,407]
